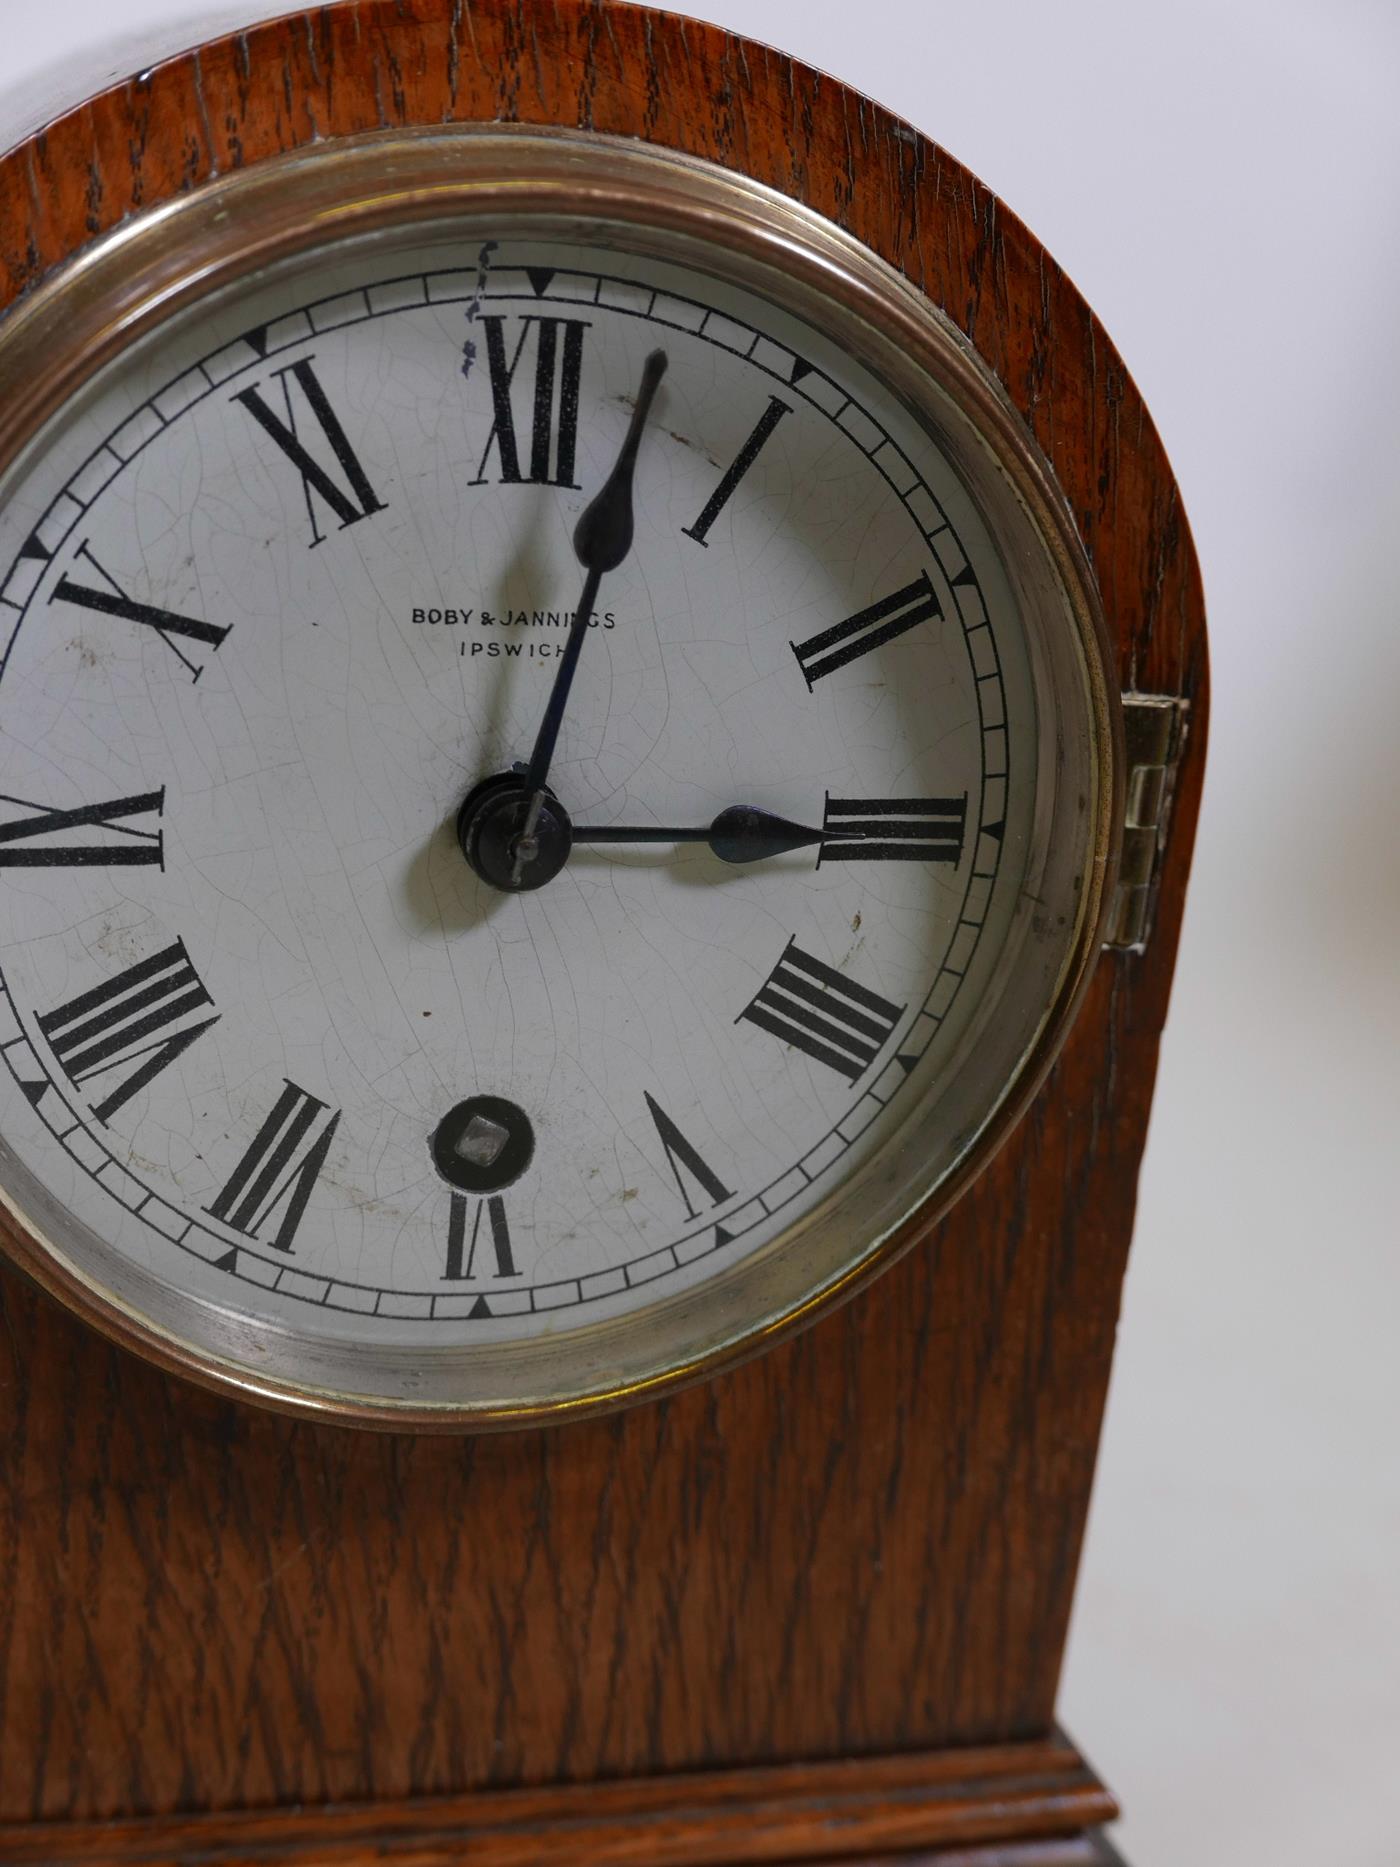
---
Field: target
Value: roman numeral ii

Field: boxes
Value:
[791,572,942,687]
[738,939,905,1084]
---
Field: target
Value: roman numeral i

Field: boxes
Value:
[37,940,218,1122]
[471,315,588,489]
[233,356,386,548]
[738,939,905,1084]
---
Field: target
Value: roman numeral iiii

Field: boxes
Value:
[738,940,906,1084]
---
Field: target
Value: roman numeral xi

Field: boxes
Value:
[233,356,386,548]
[738,939,905,1085]
[37,940,218,1122]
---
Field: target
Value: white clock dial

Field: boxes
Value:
[0,158,1110,1421]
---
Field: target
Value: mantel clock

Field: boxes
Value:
[0,3,1206,1862]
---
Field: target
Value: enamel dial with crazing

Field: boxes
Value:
[0,203,1080,1412]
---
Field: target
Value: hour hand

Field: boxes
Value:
[572,805,834,865]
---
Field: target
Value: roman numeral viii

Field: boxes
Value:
[233,357,386,548]
[206,1080,341,1254]
[52,544,229,682]
[471,316,588,488]
[738,939,906,1084]
[683,395,792,546]
[37,940,218,1122]
[820,793,967,865]
[792,572,942,687]
[0,788,164,868]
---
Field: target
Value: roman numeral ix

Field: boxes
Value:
[233,356,386,548]
[206,1079,341,1254]
[792,572,942,687]
[0,787,164,868]
[37,940,218,1122]
[819,793,968,866]
[738,939,906,1084]
[52,545,230,682]
[683,395,793,546]
[471,315,588,488]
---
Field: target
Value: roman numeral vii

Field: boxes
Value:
[206,1080,341,1254]
[738,939,905,1084]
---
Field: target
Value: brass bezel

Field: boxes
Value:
[0,126,1121,1430]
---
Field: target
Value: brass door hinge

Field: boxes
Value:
[1105,694,1189,953]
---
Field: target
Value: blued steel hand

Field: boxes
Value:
[511,349,669,882]
[572,805,857,866]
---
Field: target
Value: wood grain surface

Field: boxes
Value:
[0,0,1205,1856]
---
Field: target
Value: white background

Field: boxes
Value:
[3,4,1398,1862]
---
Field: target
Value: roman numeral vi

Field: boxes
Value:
[738,939,905,1084]
[37,940,218,1122]
[444,1194,519,1281]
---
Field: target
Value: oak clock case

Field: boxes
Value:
[0,5,1206,1864]
[0,132,1113,1427]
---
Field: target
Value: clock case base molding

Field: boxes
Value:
[0,0,1206,1856]
[0,1735,1124,1865]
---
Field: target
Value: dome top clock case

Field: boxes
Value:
[0,3,1205,1860]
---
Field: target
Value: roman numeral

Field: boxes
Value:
[471,316,588,488]
[0,787,164,868]
[205,1080,340,1254]
[443,1193,518,1282]
[738,939,905,1084]
[682,395,793,546]
[791,572,942,687]
[643,1092,733,1221]
[819,793,968,865]
[52,545,229,682]
[37,940,218,1122]
[233,357,386,547]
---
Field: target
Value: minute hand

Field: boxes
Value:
[573,805,849,865]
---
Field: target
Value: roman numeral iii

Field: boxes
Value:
[683,395,793,546]
[819,793,967,865]
[738,939,905,1084]
[205,1080,341,1254]
[791,572,942,687]
[37,940,218,1122]
[0,788,164,868]
[52,545,230,682]
[471,315,588,488]
[233,357,386,547]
